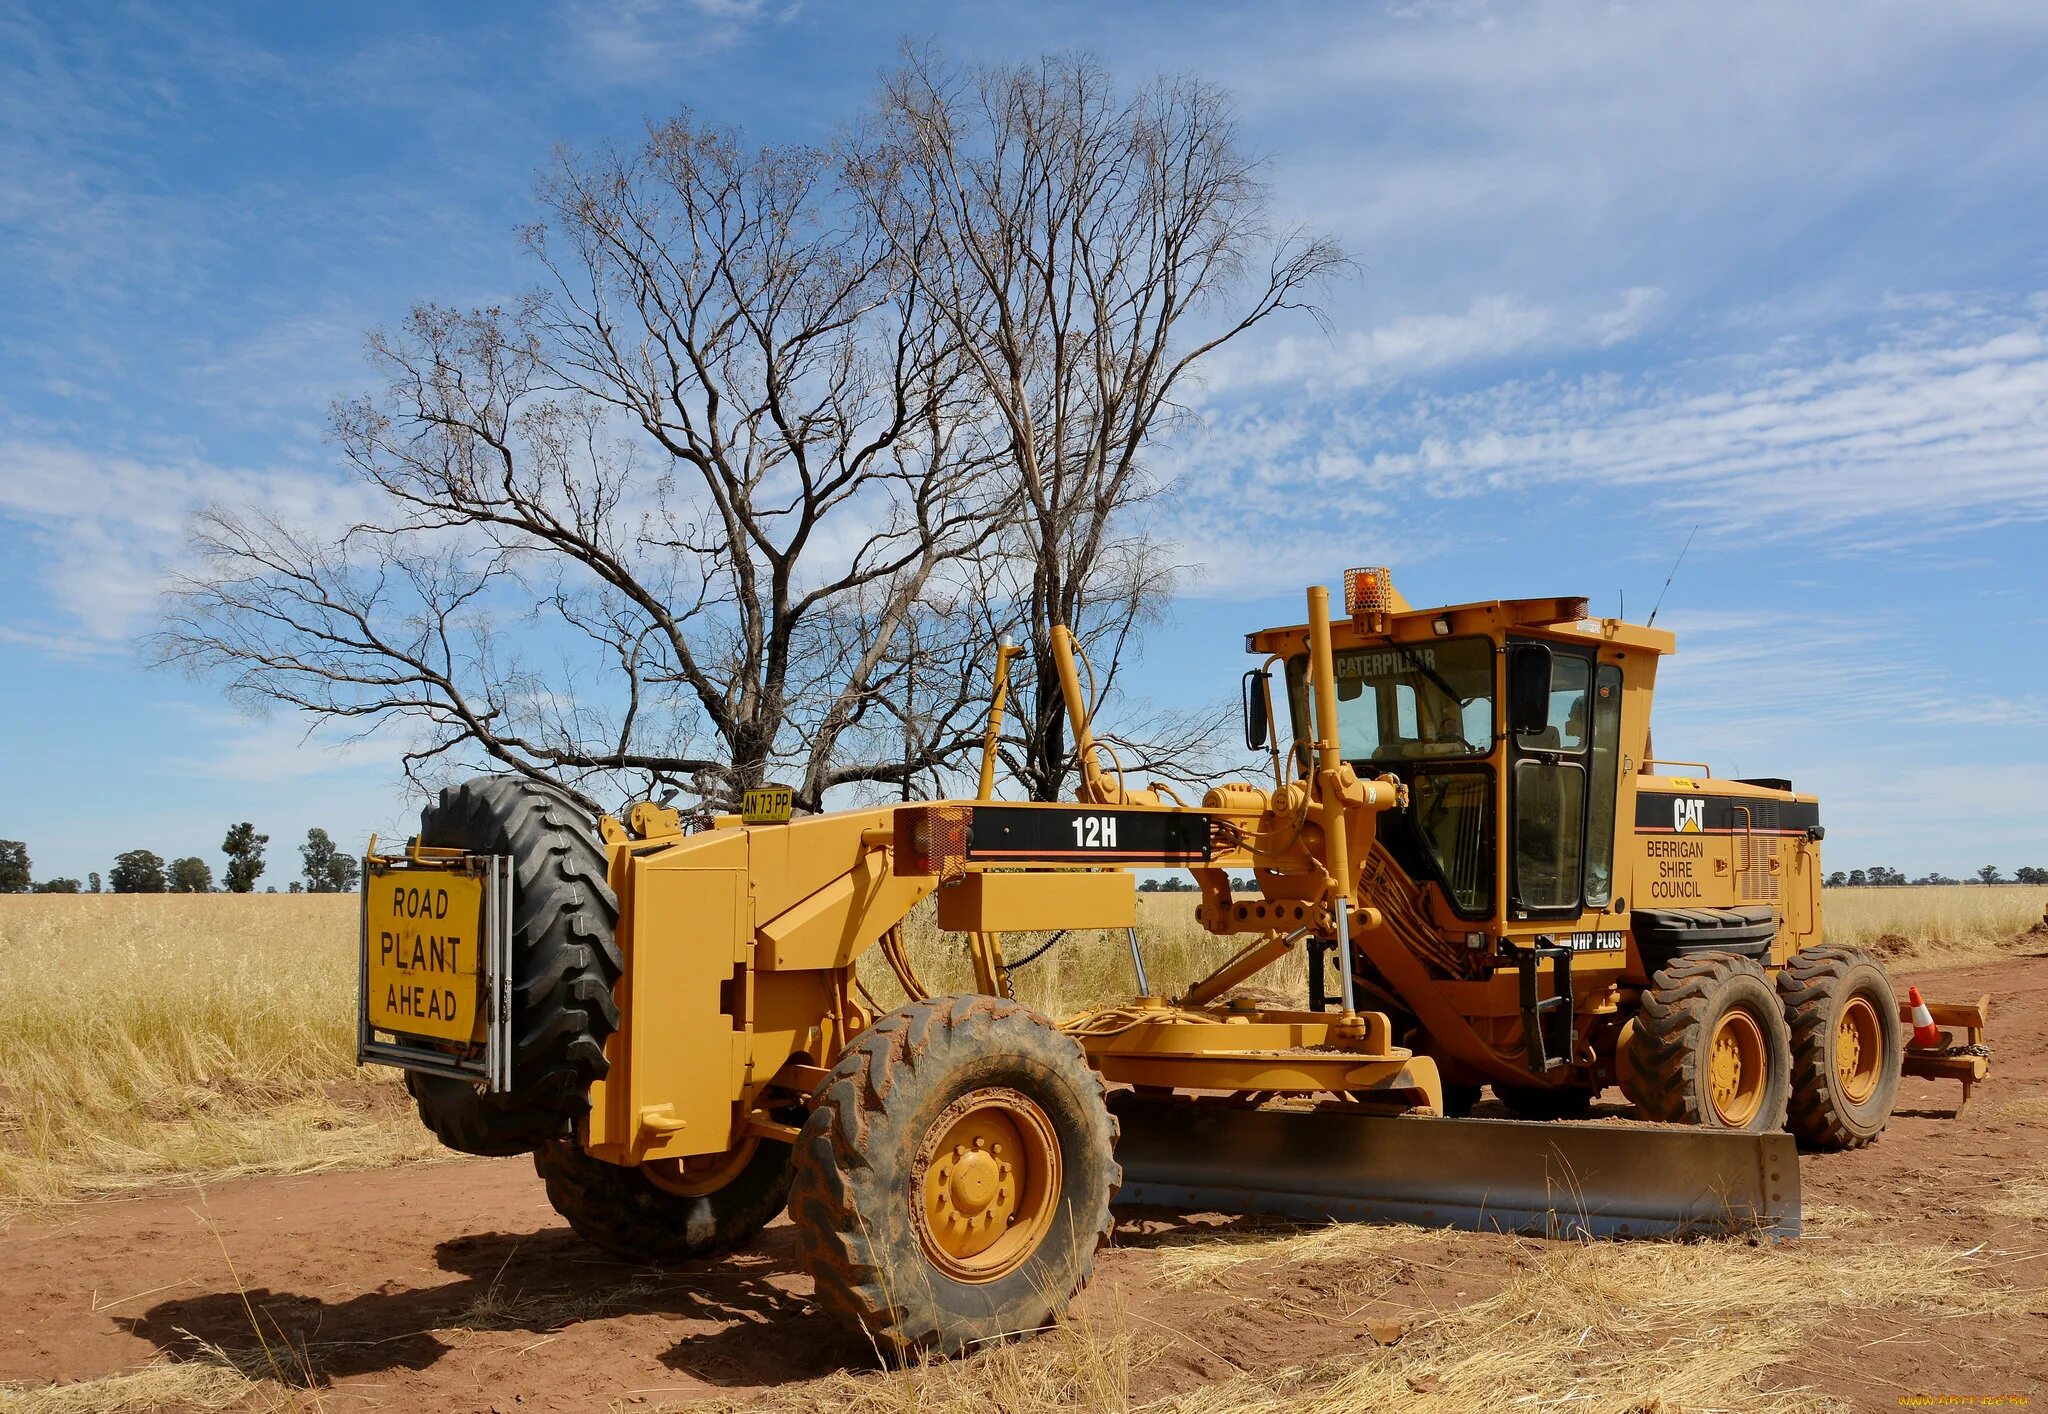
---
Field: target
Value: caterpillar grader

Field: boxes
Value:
[358,569,1987,1356]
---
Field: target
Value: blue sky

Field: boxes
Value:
[3,0,2046,886]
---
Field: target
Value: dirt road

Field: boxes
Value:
[6,953,2046,1411]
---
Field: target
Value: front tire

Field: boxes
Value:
[1778,946,1902,1150]
[1625,952,1792,1133]
[535,1138,794,1261]
[788,996,1118,1358]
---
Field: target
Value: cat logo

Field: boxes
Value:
[1673,797,1706,834]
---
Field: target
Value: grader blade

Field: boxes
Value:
[1111,1101,1800,1240]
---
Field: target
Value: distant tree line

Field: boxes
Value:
[0,826,361,895]
[1139,876,1257,893]
[1826,865,2048,887]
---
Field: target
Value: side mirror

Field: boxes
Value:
[1241,669,1270,751]
[1507,643,1553,737]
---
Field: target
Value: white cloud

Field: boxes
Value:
[1592,287,1665,347]
[1645,608,2028,750]
[0,438,370,644]
[1201,287,1664,397]
[0,623,123,658]
[560,0,796,81]
[1235,2,2048,247]
[1120,0,2048,368]
[153,703,394,784]
[1164,298,2048,565]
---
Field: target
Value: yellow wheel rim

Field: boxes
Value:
[914,1087,1060,1284]
[644,1138,759,1197]
[1835,995,1882,1105]
[1707,1009,1767,1128]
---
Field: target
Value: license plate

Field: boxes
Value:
[366,870,486,1042]
[741,785,794,823]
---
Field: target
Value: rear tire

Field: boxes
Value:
[1778,946,1902,1150]
[403,776,621,1156]
[1624,952,1791,1133]
[1493,1083,1598,1120]
[535,1138,794,1261]
[788,995,1118,1358]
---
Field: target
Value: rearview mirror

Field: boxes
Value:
[1242,669,1270,751]
[1507,643,1553,737]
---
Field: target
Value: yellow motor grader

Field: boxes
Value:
[358,569,1983,1355]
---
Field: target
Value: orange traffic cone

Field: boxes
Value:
[1907,986,1943,1050]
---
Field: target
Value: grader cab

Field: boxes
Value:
[358,569,1981,1356]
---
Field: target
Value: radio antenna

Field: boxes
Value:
[1645,524,1698,628]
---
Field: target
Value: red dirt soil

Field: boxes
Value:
[5,952,2047,1411]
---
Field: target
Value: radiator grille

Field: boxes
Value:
[1740,801,1781,902]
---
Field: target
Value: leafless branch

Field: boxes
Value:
[855,48,1350,799]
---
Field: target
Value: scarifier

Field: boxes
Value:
[357,570,1990,1356]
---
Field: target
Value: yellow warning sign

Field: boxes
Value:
[366,872,484,1042]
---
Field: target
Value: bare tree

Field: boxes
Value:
[856,50,1349,800]
[161,114,1009,813]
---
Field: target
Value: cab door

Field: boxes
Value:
[1507,645,1624,921]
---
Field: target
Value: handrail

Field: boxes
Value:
[1641,758,1713,777]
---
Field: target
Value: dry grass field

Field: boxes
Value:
[0,895,437,1217]
[691,1222,2034,1414]
[1821,883,2046,963]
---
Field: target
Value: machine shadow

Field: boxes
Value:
[120,1221,868,1391]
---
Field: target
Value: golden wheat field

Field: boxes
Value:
[0,885,2041,1218]
[0,895,439,1217]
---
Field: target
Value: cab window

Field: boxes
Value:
[1286,637,1498,919]
[1513,758,1585,909]
[1510,649,1623,914]
[1582,665,1624,907]
[1287,637,1495,764]
[1412,771,1492,913]
[1515,654,1590,754]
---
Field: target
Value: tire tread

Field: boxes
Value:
[787,995,1118,1358]
[404,775,621,1156]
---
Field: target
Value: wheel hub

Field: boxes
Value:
[914,1087,1060,1283]
[936,1142,1007,1220]
[1707,1009,1766,1127]
[1835,995,1882,1104]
